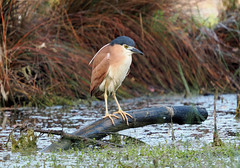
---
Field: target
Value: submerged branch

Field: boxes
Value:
[34,129,123,148]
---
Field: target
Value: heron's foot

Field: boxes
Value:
[113,110,133,125]
[103,114,119,126]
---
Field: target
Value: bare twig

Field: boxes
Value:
[213,89,223,146]
[1,113,8,130]
[235,94,240,118]
[214,90,217,133]
[5,124,23,147]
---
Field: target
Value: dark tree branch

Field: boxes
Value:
[42,106,208,152]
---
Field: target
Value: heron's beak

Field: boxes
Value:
[130,47,144,55]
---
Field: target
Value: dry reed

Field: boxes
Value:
[0,0,239,106]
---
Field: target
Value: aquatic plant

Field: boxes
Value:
[9,129,37,153]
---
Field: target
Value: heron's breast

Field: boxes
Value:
[110,55,132,78]
[98,53,132,93]
[103,55,131,91]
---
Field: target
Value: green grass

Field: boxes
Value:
[2,140,240,167]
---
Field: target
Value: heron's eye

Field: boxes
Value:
[124,44,128,49]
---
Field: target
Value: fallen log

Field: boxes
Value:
[42,106,208,152]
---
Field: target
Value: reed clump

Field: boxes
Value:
[0,0,239,106]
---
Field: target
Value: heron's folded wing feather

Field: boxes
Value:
[89,43,110,65]
[90,45,111,96]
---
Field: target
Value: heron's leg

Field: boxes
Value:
[112,92,133,125]
[104,87,109,115]
[103,85,119,125]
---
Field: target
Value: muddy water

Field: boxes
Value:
[0,94,239,159]
[123,94,239,145]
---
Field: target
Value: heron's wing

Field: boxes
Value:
[89,43,110,65]
[90,44,111,96]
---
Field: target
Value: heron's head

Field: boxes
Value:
[110,36,144,55]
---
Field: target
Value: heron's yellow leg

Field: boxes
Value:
[112,92,133,125]
[103,85,119,125]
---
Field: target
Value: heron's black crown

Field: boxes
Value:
[110,36,135,47]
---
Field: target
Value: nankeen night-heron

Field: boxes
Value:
[89,36,144,125]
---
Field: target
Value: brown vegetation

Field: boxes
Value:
[0,0,239,106]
